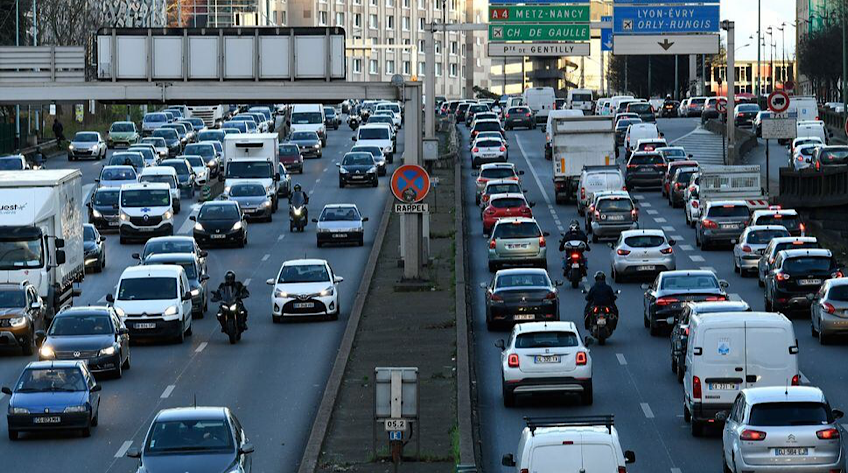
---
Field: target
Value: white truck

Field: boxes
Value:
[523,87,557,126]
[697,165,769,210]
[188,105,227,128]
[0,170,84,318]
[551,116,616,204]
[222,133,281,212]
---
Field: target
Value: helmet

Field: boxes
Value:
[569,219,580,232]
[225,271,236,285]
[293,184,302,192]
[594,271,606,282]
[666,94,672,100]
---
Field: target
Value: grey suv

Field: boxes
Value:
[695,201,750,250]
[487,217,549,272]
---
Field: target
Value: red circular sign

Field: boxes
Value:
[784,80,795,91]
[391,164,431,203]
[716,98,727,114]
[768,90,790,113]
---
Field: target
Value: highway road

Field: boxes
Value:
[0,123,399,472]
[462,117,848,473]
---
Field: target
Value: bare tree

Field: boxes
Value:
[38,0,103,46]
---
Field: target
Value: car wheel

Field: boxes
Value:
[691,419,704,437]
[649,318,660,336]
[177,321,185,344]
[764,295,773,312]
[683,404,692,423]
[120,236,127,245]
[671,354,678,373]
[644,312,650,328]
[81,424,92,437]
[676,362,685,384]
[733,258,740,273]
[272,314,282,324]
[21,333,35,356]
[591,233,598,243]
[339,179,345,188]
[819,324,830,345]
[811,319,819,338]
[502,383,516,407]
[581,382,593,405]
[358,236,364,247]
[113,356,123,379]
[723,455,733,473]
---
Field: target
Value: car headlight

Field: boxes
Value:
[39,345,54,358]
[194,222,204,232]
[228,303,238,311]
[261,200,272,208]
[224,186,232,194]
[232,221,243,231]
[384,146,393,153]
[91,208,102,218]
[367,166,377,174]
[68,144,75,150]
[64,405,88,413]
[10,407,29,415]
[319,287,334,297]
[293,207,302,216]
[313,144,320,149]
[191,288,200,296]
[99,346,117,357]
[163,210,173,220]
[274,289,289,298]
[9,316,27,328]
[265,185,274,194]
[339,167,349,174]
[163,305,179,316]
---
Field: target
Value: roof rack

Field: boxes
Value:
[524,415,614,435]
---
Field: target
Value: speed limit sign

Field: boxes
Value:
[768,90,790,113]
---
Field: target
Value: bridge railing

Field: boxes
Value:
[778,166,848,208]
[0,46,86,83]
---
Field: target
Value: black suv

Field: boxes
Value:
[0,282,45,355]
[765,248,842,313]
[625,152,666,189]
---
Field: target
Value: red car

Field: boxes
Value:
[662,160,698,197]
[278,142,304,174]
[482,193,534,235]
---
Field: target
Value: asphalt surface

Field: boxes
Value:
[462,117,848,473]
[0,122,399,472]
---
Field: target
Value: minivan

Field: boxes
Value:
[139,167,182,214]
[684,311,799,436]
[118,183,174,244]
[624,123,661,157]
[577,166,624,216]
[288,104,327,146]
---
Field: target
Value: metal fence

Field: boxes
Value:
[778,166,848,208]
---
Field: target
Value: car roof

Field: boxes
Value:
[141,167,178,176]
[25,360,85,370]
[282,258,329,267]
[752,209,799,217]
[496,268,549,277]
[489,193,526,201]
[744,225,789,233]
[742,386,826,405]
[144,253,197,264]
[778,248,832,259]
[660,270,716,278]
[201,200,238,208]
[55,306,114,317]
[619,229,665,238]
[120,182,170,191]
[121,264,185,279]
[154,406,229,422]
[705,200,748,207]
[769,236,817,245]
[147,236,196,245]
[484,179,520,187]
[513,321,577,334]
[321,203,358,209]
[480,163,515,170]
[657,146,685,151]
[492,217,536,226]
[689,300,750,313]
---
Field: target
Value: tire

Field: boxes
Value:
[571,278,579,289]
[671,354,678,374]
[683,405,692,423]
[811,320,819,338]
[592,233,599,243]
[177,321,185,344]
[758,278,765,288]
[21,333,34,356]
[239,235,246,248]
[691,419,704,437]
[765,295,773,312]
[272,314,282,324]
[644,313,650,328]
[733,258,740,274]
[372,179,378,188]
[597,335,606,346]
[723,455,733,473]
[81,424,91,438]
[649,318,660,336]
[227,319,237,344]
[113,356,123,379]
[120,236,127,245]
[502,384,516,407]
[677,362,685,384]
[358,237,364,247]
[581,382,594,405]
[339,180,345,188]
[100,255,106,271]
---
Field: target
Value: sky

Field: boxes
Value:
[723,0,796,62]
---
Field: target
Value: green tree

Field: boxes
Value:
[797,22,844,102]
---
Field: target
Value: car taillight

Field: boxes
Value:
[539,236,546,248]
[580,187,586,199]
[817,428,840,440]
[660,247,673,254]
[693,376,702,399]
[834,270,844,279]
[544,291,557,300]
[526,112,531,117]
[521,206,532,215]
[800,223,806,232]
[692,201,699,208]
[822,302,836,314]
[594,210,600,220]
[505,113,510,118]
[520,469,529,473]
[508,353,520,367]
[631,209,638,221]
[472,147,479,153]
[776,272,790,281]
[617,249,631,256]
[742,245,752,253]
[797,155,805,162]
[657,297,679,306]
[482,194,490,202]
[741,429,767,441]
[675,182,683,189]
[702,219,717,229]
[704,295,727,301]
[485,208,496,215]
[500,146,506,152]
[792,374,801,386]
[618,468,627,473]
[684,326,689,336]
[576,351,588,365]
[489,239,496,249]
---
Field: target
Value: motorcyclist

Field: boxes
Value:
[216,271,249,331]
[584,271,618,330]
[289,184,309,220]
[559,220,589,272]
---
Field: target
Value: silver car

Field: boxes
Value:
[69,131,107,161]
[226,182,273,222]
[471,138,508,168]
[610,229,676,282]
[695,200,751,249]
[589,193,638,241]
[487,217,548,272]
[97,165,138,189]
[315,204,368,247]
[721,386,844,473]
[732,225,790,276]
[810,278,848,344]
[790,144,819,171]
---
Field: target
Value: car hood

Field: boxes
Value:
[276,281,332,295]
[139,453,237,473]
[45,335,113,352]
[0,307,25,317]
[110,132,137,138]
[114,299,178,316]
[341,165,374,173]
[83,242,99,253]
[230,196,268,207]
[317,220,362,231]
[71,141,99,148]
[12,390,88,411]
[198,219,240,232]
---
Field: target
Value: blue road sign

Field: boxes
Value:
[601,16,613,51]
[489,0,587,4]
[613,5,719,35]
[614,0,717,3]
[389,431,403,441]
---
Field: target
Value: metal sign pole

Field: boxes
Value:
[402,82,423,280]
[766,138,770,197]
[424,26,436,139]
[723,21,737,163]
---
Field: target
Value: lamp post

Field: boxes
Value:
[766,26,773,93]
[756,0,761,97]
[778,22,786,87]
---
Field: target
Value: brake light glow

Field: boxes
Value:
[500,146,506,152]
[800,223,806,232]
[580,187,586,199]
[631,208,638,221]
[507,353,520,368]
[505,113,510,118]
[572,252,581,260]
[657,297,679,306]
[822,302,836,314]
[704,295,727,301]
[675,182,683,189]
[797,155,805,162]
[660,247,673,254]
[776,272,790,281]
[741,429,767,441]
[526,112,531,117]
[792,374,800,386]
[834,270,844,278]
[539,236,546,248]
[817,428,840,440]
[544,291,557,300]
[617,249,631,256]
[576,351,588,365]
[742,245,752,253]
[489,239,497,249]
[692,201,699,208]
[702,219,717,229]
[693,376,702,399]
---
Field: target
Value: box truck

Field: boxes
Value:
[551,116,616,204]
[222,133,281,212]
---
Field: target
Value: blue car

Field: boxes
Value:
[3,360,101,440]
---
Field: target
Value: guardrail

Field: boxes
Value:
[0,46,85,83]
[820,108,848,144]
[778,166,848,208]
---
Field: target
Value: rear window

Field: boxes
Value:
[783,256,834,273]
[755,214,801,230]
[628,103,652,113]
[660,275,719,290]
[674,170,697,184]
[747,229,790,244]
[481,168,515,179]
[474,122,501,132]
[707,205,750,218]
[748,402,832,426]
[486,184,520,194]
[597,198,633,212]
[828,285,848,301]
[629,154,664,165]
[492,222,541,239]
[509,107,530,114]
[515,332,578,349]
[818,147,848,165]
[775,241,819,253]
[490,198,525,209]
[624,235,665,248]
[476,140,503,149]
[691,98,706,105]
[495,273,549,289]
[616,119,641,129]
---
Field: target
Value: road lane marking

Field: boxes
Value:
[801,371,810,384]
[262,254,270,261]
[557,224,564,232]
[177,209,199,235]
[671,468,682,473]
[662,226,675,232]
[646,209,659,215]
[633,194,645,200]
[700,266,717,273]
[278,234,285,241]
[670,126,702,145]
[516,137,554,207]
[640,402,655,418]
[689,255,705,262]
[115,440,134,458]
[670,235,683,241]
[97,295,107,303]
[160,385,176,399]
[315,178,321,184]
[654,217,667,223]
[616,353,627,365]
[195,342,208,353]
[680,244,694,252]
[244,278,252,286]
[640,202,652,208]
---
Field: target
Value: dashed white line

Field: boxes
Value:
[670,235,683,242]
[195,342,208,353]
[261,254,270,261]
[662,226,675,232]
[278,234,285,241]
[646,209,659,215]
[671,468,683,473]
[640,202,653,208]
[97,295,107,303]
[679,244,694,252]
[800,371,810,384]
[616,353,627,365]
[244,278,252,286]
[516,137,554,207]
[654,217,667,223]
[315,178,321,184]
[160,385,176,399]
[689,255,706,262]
[177,210,199,235]
[114,440,134,458]
[640,402,655,419]
[700,266,717,273]
[633,195,645,200]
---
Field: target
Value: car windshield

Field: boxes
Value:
[707,205,750,218]
[130,148,155,162]
[321,207,360,221]
[16,368,86,392]
[111,123,135,132]
[487,184,520,194]
[359,128,390,140]
[516,331,578,349]
[675,171,697,184]
[476,140,503,149]
[291,132,318,141]
[661,149,686,157]
[143,240,194,259]
[93,189,119,206]
[199,204,239,220]
[629,154,664,165]
[101,168,136,181]
[163,124,186,135]
[490,198,525,209]
[660,275,719,290]
[278,264,329,283]
[184,144,214,159]
[351,147,381,157]
[343,154,374,166]
[49,313,113,336]
[163,162,189,175]
[0,289,25,308]
[83,226,96,241]
[121,189,170,207]
[279,145,300,156]
[492,222,541,239]
[0,237,42,270]
[226,161,272,178]
[0,158,22,170]
[140,175,176,188]
[229,184,265,197]
[481,168,515,179]
[118,277,177,300]
[196,131,224,143]
[369,117,393,125]
[496,273,550,288]
[185,157,205,168]
[110,154,143,168]
[74,133,98,142]
[324,108,336,116]
[748,402,832,426]
[291,112,323,124]
[783,256,833,273]
[624,235,665,248]
[572,93,592,102]
[474,122,501,132]
[153,129,178,141]
[145,419,234,454]
[144,114,167,123]
[747,229,790,244]
[143,138,167,147]
[738,105,760,112]
[692,98,706,105]
[628,103,652,113]
[828,285,848,301]
[598,198,633,212]
[819,147,848,164]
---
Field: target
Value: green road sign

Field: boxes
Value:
[488,5,590,23]
[488,24,590,42]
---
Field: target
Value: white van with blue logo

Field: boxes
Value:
[118,182,174,244]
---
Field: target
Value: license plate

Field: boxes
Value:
[709,383,738,390]
[351,175,364,179]
[720,224,738,230]
[138,227,154,232]
[596,317,606,327]
[332,233,348,238]
[135,323,156,329]
[293,302,314,309]
[34,416,61,424]
[507,244,529,249]
[211,234,226,239]
[799,279,822,286]
[607,215,625,221]
[514,314,535,321]
[638,265,656,271]
[666,317,676,325]
[534,355,561,363]
[774,448,808,456]
[571,263,580,269]
[109,221,119,227]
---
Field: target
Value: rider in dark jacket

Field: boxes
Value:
[584,271,618,329]
[216,271,249,331]
[289,184,309,221]
[560,219,589,273]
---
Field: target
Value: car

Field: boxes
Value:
[139,166,182,213]
[588,192,638,242]
[152,128,182,157]
[721,387,844,473]
[624,123,660,157]
[0,282,45,356]
[695,200,751,250]
[314,204,368,247]
[321,107,339,130]
[36,307,130,377]
[278,142,304,174]
[633,138,667,154]
[134,236,208,276]
[455,102,473,122]
[667,166,699,208]
[479,179,524,211]
[496,320,594,406]
[82,224,106,273]
[191,201,248,248]
[624,152,666,189]
[470,111,499,127]
[584,190,626,233]
[3,361,101,439]
[267,259,343,322]
[613,111,640,126]
[161,123,190,146]
[351,144,387,176]
[750,207,805,236]
[752,110,772,136]
[700,97,722,123]
[669,300,751,383]
[142,112,169,136]
[337,151,379,188]
[183,155,210,187]
[107,121,140,148]
[812,145,848,170]
[641,270,729,336]
[183,117,207,133]
[126,406,253,472]
[677,98,691,117]
[227,116,258,133]
[610,229,676,282]
[811,277,848,343]
[764,248,841,313]
[475,163,524,205]
[657,146,691,163]
[141,137,169,159]
[503,106,534,130]
[128,144,159,167]
[289,130,322,158]
[96,165,138,189]
[225,181,273,222]
[471,137,508,168]
[661,160,698,197]
[106,151,145,171]
[790,136,823,155]
[487,217,549,272]
[470,119,505,142]
[464,103,491,127]
[68,132,106,161]
[183,142,221,177]
[87,187,121,231]
[733,103,761,127]
[626,101,655,122]
[482,269,560,331]
[683,172,701,227]
[0,154,29,170]
[482,194,534,236]
[576,167,624,216]
[470,131,505,150]
[160,158,196,199]
[732,225,790,276]
[685,96,707,117]
[790,143,820,170]
[614,118,641,146]
[758,236,820,287]
[142,253,208,318]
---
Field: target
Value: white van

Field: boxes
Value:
[795,120,829,145]
[683,311,799,436]
[523,87,557,126]
[609,95,635,116]
[544,109,584,157]
[118,182,174,244]
[624,123,661,157]
[354,123,395,158]
[568,88,594,114]
[107,264,193,342]
[139,167,181,213]
[502,416,635,473]
[789,96,819,122]
[577,166,625,215]
[289,104,327,146]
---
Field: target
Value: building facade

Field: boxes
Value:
[796,0,834,95]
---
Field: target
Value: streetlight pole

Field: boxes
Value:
[756,0,761,97]
[779,23,786,88]
[766,26,773,93]
[842,4,847,112]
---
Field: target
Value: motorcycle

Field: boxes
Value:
[289,204,307,232]
[562,240,589,288]
[348,115,360,130]
[211,287,248,344]
[582,290,620,345]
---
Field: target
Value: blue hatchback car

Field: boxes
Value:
[3,360,101,440]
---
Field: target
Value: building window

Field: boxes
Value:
[369,14,378,29]
[418,40,425,54]
[335,12,344,26]
[476,36,481,46]
[402,16,410,31]
[450,41,457,55]
[370,59,378,75]
[461,44,465,56]
[418,0,424,9]
[418,62,425,75]
[418,17,425,31]
[319,11,328,25]
[450,63,457,77]
[403,61,411,75]
[354,0,361,4]
[435,41,442,54]
[386,60,395,74]
[278,10,287,25]
[353,58,362,73]
[354,13,362,27]
[387,15,394,30]
[403,38,411,46]
[435,62,442,77]
[387,0,394,6]
[403,0,410,8]
[370,0,377,6]
[476,57,481,67]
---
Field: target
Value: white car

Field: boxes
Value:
[683,172,701,227]
[497,321,593,407]
[610,229,676,282]
[732,225,790,276]
[790,143,820,170]
[183,155,210,186]
[267,259,343,323]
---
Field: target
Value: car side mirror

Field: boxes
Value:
[239,443,255,454]
[311,218,319,223]
[90,384,102,392]
[126,447,141,458]
[495,339,505,350]
[0,387,11,396]
[607,243,614,249]
[189,215,196,221]
[640,283,650,290]
[555,280,563,287]
[529,202,536,208]
[362,217,369,222]
[518,170,525,175]
[584,336,595,346]
[117,328,129,335]
[85,202,91,208]
[30,301,42,310]
[833,409,844,420]
[55,238,65,248]
[200,275,210,282]
[199,250,208,258]
[182,292,192,301]
[502,454,516,467]
[351,135,356,141]
[106,294,114,303]
[334,276,344,284]
[55,250,66,265]
[719,280,729,289]
[94,178,100,183]
[624,450,636,464]
[543,231,550,237]
[35,330,46,345]
[132,253,142,260]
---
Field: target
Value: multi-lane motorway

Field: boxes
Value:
[0,123,400,472]
[462,118,848,473]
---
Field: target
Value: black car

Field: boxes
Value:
[0,282,45,356]
[36,307,130,377]
[227,182,274,222]
[455,102,472,122]
[323,107,339,129]
[87,187,121,231]
[481,268,561,331]
[813,145,848,170]
[143,253,209,318]
[337,152,378,188]
[191,201,248,247]
[152,128,182,157]
[160,158,196,198]
[764,248,841,313]
[734,104,761,127]
[503,107,535,130]
[624,152,667,189]
[83,224,106,273]
[465,104,490,127]
[127,406,253,472]
[626,102,656,123]
[642,270,729,336]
